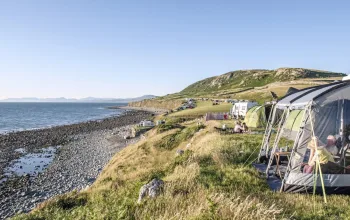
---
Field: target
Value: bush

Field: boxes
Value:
[46,192,88,211]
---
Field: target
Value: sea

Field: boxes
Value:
[0,102,126,134]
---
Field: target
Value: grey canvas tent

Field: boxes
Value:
[258,80,350,194]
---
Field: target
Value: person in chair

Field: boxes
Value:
[303,137,335,173]
[325,135,338,156]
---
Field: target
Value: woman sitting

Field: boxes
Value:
[303,137,343,174]
[303,137,335,173]
[234,121,243,133]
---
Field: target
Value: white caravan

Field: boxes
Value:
[230,101,258,118]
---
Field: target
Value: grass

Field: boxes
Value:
[155,124,205,150]
[13,117,350,220]
[170,101,232,117]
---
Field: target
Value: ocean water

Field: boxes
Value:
[0,102,126,133]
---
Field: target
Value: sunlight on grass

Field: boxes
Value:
[13,116,350,220]
[170,101,232,117]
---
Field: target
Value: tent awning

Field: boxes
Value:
[289,83,345,109]
[276,82,345,109]
[276,89,313,109]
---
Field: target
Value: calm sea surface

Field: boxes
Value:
[0,102,126,133]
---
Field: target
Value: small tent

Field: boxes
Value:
[244,106,266,128]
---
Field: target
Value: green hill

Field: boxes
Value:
[129,67,346,108]
[181,68,346,95]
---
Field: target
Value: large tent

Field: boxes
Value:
[259,86,320,158]
[258,80,350,195]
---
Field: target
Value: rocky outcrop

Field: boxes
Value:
[275,68,306,78]
[137,178,164,203]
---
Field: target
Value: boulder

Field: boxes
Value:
[176,149,184,156]
[137,178,164,203]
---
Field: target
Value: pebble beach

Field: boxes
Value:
[0,110,153,219]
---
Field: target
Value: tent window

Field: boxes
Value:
[284,110,303,131]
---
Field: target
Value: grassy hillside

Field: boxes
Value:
[181,68,345,95]
[169,101,232,117]
[128,99,183,110]
[129,68,345,108]
[15,118,350,219]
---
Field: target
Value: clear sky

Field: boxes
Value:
[0,0,349,99]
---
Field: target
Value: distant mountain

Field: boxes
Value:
[0,95,157,103]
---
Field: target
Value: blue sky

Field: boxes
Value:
[0,0,349,99]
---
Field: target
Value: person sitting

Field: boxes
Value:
[325,135,338,156]
[303,137,335,173]
[303,137,344,174]
[222,124,227,131]
[234,121,243,133]
[242,122,249,133]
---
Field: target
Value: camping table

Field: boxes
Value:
[274,152,291,178]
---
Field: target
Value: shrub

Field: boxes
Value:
[45,192,88,211]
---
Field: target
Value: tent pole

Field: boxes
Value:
[258,104,276,162]
[265,104,276,157]
[266,108,289,177]
[313,156,318,212]
[340,99,346,170]
[280,107,308,191]
[309,105,327,203]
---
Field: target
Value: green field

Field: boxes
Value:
[170,101,232,117]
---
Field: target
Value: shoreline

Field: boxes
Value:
[110,105,169,114]
[0,110,154,219]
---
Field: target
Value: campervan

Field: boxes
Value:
[139,120,155,127]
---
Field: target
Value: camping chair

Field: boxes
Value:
[339,143,350,173]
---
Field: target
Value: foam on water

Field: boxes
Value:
[4,146,61,177]
[14,148,27,154]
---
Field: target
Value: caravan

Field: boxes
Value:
[230,101,258,119]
